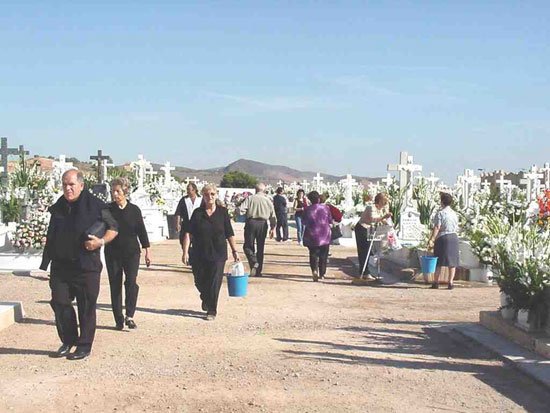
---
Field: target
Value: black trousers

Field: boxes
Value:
[355,225,373,276]
[106,252,140,324]
[307,245,330,277]
[49,266,100,350]
[243,218,268,275]
[192,259,225,315]
[275,214,289,241]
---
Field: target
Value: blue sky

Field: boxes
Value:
[1,1,549,184]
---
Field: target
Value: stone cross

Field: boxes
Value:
[520,165,544,203]
[277,180,284,188]
[495,171,512,201]
[52,154,74,182]
[0,137,28,186]
[301,179,310,192]
[541,162,550,189]
[160,161,175,186]
[426,173,440,189]
[381,173,394,187]
[339,174,358,210]
[102,159,114,183]
[133,154,153,189]
[387,151,422,207]
[312,173,324,190]
[89,149,111,183]
[184,176,200,186]
[460,169,481,209]
[481,180,491,192]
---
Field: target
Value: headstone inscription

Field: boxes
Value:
[399,206,425,245]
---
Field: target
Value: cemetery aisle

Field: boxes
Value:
[0,224,549,412]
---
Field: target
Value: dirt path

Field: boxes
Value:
[1,223,549,412]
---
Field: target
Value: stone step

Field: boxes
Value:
[0,302,25,332]
[480,311,550,359]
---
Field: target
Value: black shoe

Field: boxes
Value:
[201,301,208,312]
[115,322,124,331]
[430,283,439,289]
[50,344,73,358]
[250,263,259,277]
[125,318,137,329]
[67,347,91,360]
[447,283,454,290]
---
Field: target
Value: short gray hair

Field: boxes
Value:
[255,182,266,193]
[111,177,131,195]
[62,169,84,183]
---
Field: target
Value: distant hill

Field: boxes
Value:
[152,158,380,186]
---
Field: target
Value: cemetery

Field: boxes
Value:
[0,136,549,410]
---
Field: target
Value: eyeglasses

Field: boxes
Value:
[205,192,217,196]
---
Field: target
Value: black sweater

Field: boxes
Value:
[105,202,150,258]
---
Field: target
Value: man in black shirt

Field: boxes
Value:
[273,187,289,242]
[41,169,118,360]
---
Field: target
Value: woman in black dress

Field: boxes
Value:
[105,178,151,330]
[182,183,240,320]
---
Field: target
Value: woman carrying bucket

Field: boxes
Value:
[182,183,240,320]
[427,192,459,290]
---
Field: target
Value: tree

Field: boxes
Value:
[220,171,258,188]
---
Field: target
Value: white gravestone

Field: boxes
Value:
[520,165,544,203]
[459,169,481,209]
[541,162,550,189]
[399,207,425,246]
[339,174,358,211]
[388,151,422,208]
[313,173,324,191]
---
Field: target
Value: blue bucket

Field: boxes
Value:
[421,256,438,274]
[227,274,249,297]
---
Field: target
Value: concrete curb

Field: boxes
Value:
[0,301,25,332]
[452,323,550,390]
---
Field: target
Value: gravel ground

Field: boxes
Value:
[1,223,549,412]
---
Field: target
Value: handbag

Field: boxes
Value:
[330,224,343,240]
[86,221,107,238]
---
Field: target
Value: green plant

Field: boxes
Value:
[413,180,438,226]
[1,196,22,223]
[384,183,406,228]
[220,171,258,188]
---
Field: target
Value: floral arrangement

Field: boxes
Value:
[11,211,49,251]
[537,189,550,231]
[490,223,550,320]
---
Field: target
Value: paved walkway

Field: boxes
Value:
[0,223,549,412]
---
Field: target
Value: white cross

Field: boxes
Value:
[312,173,324,190]
[339,174,358,209]
[52,154,74,177]
[132,154,153,189]
[277,180,284,188]
[460,169,481,208]
[481,180,491,192]
[426,172,439,189]
[300,179,310,192]
[102,159,114,182]
[185,176,200,186]
[387,151,422,207]
[160,161,175,186]
[381,173,394,186]
[520,165,544,203]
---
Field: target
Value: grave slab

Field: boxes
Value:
[0,301,25,332]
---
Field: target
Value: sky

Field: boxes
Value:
[1,1,549,184]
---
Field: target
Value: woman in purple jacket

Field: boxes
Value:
[302,191,332,282]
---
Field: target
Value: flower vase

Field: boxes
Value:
[481,265,494,284]
[516,309,542,332]
[499,292,516,321]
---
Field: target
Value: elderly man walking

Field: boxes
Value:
[240,183,276,277]
[40,169,118,360]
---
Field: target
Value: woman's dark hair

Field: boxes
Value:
[307,191,320,204]
[440,192,453,207]
[187,182,198,193]
[296,189,305,197]
[276,187,283,194]
[374,192,388,206]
